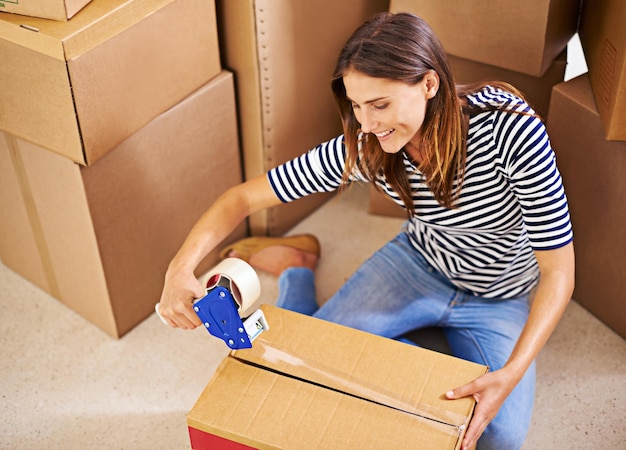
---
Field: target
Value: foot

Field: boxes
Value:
[227,245,318,276]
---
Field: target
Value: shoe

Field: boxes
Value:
[219,233,321,262]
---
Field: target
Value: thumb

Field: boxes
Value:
[192,278,206,299]
[446,381,476,400]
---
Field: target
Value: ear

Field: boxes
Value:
[424,70,440,99]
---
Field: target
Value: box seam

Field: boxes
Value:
[5,134,62,299]
[230,354,466,436]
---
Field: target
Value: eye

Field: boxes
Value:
[351,102,360,110]
[373,103,388,111]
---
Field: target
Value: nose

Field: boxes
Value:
[356,109,376,134]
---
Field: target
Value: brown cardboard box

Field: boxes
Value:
[216,0,389,236]
[369,50,567,219]
[0,0,220,165]
[579,0,626,141]
[0,71,246,338]
[187,305,488,450]
[547,74,626,339]
[451,50,567,118]
[389,0,580,77]
[0,0,92,21]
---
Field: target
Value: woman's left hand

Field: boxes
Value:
[445,367,520,450]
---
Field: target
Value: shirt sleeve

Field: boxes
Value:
[267,135,356,203]
[496,108,573,250]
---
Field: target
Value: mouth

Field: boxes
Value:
[373,129,394,138]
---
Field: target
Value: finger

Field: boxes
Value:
[175,314,199,330]
[156,303,180,328]
[163,315,178,328]
[172,302,202,329]
[183,306,202,328]
[192,284,206,300]
[460,409,483,450]
[462,414,488,450]
[159,300,200,329]
[461,389,497,450]
[446,382,477,400]
[462,416,482,450]
[462,431,478,450]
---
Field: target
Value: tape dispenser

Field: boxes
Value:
[156,258,268,349]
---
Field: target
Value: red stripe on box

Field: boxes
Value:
[188,427,257,450]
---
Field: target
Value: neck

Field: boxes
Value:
[405,141,424,165]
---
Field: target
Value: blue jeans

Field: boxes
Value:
[276,231,535,450]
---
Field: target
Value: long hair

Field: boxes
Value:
[331,12,531,215]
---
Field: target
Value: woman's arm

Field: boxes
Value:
[448,242,575,450]
[502,242,575,383]
[157,174,283,329]
[158,135,350,328]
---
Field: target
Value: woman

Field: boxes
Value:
[158,12,574,450]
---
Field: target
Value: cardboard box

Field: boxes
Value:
[451,50,567,118]
[0,0,220,165]
[0,0,92,21]
[187,305,488,449]
[579,0,626,141]
[389,0,580,77]
[216,0,389,236]
[0,71,246,338]
[547,74,626,339]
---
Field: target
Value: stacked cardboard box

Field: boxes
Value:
[390,0,579,106]
[579,0,626,141]
[371,0,581,217]
[390,0,580,77]
[546,75,626,339]
[187,305,488,449]
[0,0,221,165]
[215,0,389,236]
[449,51,568,119]
[0,0,246,337]
[546,0,625,339]
[0,0,93,21]
[0,72,246,338]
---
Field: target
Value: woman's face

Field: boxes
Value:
[343,69,439,154]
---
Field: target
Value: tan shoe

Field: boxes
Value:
[219,233,321,262]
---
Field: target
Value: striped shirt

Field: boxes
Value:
[268,86,573,299]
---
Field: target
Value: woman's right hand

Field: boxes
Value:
[157,264,205,330]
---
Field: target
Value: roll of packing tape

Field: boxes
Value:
[204,258,261,313]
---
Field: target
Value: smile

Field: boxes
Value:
[374,129,394,138]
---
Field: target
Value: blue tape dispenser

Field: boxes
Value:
[156,258,268,349]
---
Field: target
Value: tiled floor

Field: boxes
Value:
[1,184,625,449]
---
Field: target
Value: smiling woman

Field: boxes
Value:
[158,12,575,450]
[343,70,438,162]
[331,13,467,210]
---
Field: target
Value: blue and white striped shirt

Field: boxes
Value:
[268,87,573,298]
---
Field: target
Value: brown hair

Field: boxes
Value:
[331,12,530,216]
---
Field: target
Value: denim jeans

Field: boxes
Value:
[276,231,535,450]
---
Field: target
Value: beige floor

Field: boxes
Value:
[1,183,625,450]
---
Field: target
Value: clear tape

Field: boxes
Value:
[238,339,469,434]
